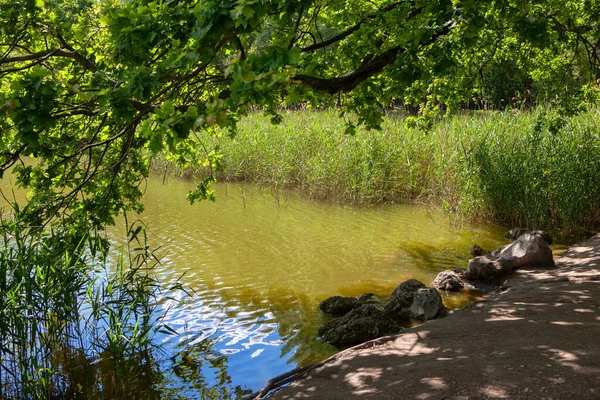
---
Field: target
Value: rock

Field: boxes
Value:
[318,304,399,348]
[504,228,553,245]
[433,270,465,292]
[390,278,426,298]
[411,288,446,320]
[530,230,553,245]
[466,233,554,282]
[357,292,381,305]
[469,244,484,257]
[385,279,445,320]
[319,296,361,316]
[504,228,528,240]
[465,256,500,281]
[489,244,508,258]
[497,232,554,271]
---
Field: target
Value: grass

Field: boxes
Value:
[0,213,183,399]
[154,106,600,239]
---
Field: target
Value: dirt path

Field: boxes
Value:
[269,234,600,399]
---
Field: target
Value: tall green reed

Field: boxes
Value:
[0,210,182,399]
[153,106,600,238]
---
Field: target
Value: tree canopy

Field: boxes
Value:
[1,0,599,231]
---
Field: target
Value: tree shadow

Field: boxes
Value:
[271,235,600,399]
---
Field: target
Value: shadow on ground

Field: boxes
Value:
[272,235,600,399]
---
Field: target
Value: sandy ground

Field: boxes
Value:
[270,234,600,400]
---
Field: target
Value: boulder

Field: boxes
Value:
[433,270,465,292]
[384,279,445,320]
[319,296,361,316]
[503,228,552,245]
[410,288,446,320]
[465,256,501,281]
[466,233,554,282]
[318,304,399,348]
[497,232,554,271]
[530,230,553,245]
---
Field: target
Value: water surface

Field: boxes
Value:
[135,176,507,395]
[0,174,509,397]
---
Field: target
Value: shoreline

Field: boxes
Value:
[253,234,600,399]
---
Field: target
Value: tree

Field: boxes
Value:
[1,0,599,230]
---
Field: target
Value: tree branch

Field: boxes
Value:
[293,24,451,94]
[293,45,403,93]
[300,2,419,52]
[0,48,97,72]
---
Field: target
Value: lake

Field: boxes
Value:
[127,176,507,397]
[0,173,508,397]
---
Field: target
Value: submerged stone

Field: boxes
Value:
[319,296,361,316]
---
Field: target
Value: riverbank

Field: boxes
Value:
[260,233,600,399]
[153,108,600,239]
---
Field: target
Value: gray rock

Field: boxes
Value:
[465,256,501,281]
[319,296,361,316]
[530,230,553,245]
[411,288,446,320]
[466,233,555,282]
[385,279,445,320]
[497,232,555,271]
[433,270,465,292]
[318,304,400,348]
[489,244,508,258]
[504,228,553,245]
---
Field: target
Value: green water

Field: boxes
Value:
[0,174,509,396]
[133,176,507,392]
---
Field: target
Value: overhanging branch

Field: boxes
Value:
[293,24,451,94]
[0,48,97,73]
[293,45,402,93]
[301,2,419,53]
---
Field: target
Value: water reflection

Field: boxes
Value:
[134,177,508,393]
[0,173,509,396]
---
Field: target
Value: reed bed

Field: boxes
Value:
[155,107,600,237]
[0,214,182,399]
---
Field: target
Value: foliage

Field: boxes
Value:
[1,0,599,230]
[1,1,599,393]
[0,215,183,398]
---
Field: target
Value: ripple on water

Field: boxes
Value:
[125,180,508,394]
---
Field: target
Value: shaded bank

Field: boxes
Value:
[154,107,600,239]
[262,234,600,399]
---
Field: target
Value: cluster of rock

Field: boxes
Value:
[318,229,555,349]
[433,229,554,293]
[318,279,446,348]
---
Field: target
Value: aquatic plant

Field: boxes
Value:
[153,106,600,238]
[0,212,183,399]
